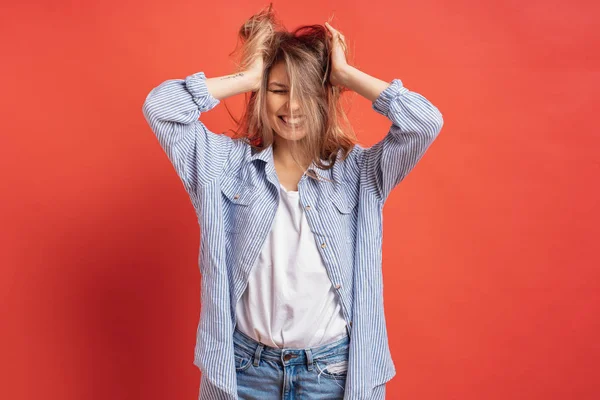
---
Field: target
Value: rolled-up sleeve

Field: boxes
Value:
[359,79,444,202]
[142,71,234,193]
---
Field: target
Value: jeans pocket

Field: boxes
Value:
[314,358,348,380]
[234,352,252,372]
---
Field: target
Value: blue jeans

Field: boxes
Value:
[233,328,350,399]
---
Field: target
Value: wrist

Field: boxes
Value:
[243,70,262,92]
[337,65,355,88]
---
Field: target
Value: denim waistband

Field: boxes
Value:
[233,328,350,366]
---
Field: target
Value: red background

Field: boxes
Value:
[2,0,599,398]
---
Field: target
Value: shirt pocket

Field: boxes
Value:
[329,190,357,244]
[220,173,257,233]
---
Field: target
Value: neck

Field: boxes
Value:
[272,135,309,171]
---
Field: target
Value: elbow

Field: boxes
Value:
[142,88,161,125]
[141,99,153,126]
[142,88,156,115]
[416,109,443,141]
[427,105,444,139]
[434,109,444,136]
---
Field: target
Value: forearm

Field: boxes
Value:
[338,65,390,102]
[205,71,258,100]
[357,71,444,201]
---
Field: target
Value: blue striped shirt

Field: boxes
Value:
[142,71,443,399]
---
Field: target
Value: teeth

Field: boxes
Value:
[282,116,304,125]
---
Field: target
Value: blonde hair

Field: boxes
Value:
[225,3,358,174]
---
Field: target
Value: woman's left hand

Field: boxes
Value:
[325,22,350,87]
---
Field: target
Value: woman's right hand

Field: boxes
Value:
[246,55,264,92]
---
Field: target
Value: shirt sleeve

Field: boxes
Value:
[359,79,444,202]
[142,71,234,193]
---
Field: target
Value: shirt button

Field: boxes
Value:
[335,284,341,289]
[233,194,240,200]
[305,205,311,211]
[349,321,353,327]
[321,243,327,249]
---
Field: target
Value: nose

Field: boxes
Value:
[285,96,302,115]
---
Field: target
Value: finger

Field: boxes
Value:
[327,23,344,40]
[325,21,337,34]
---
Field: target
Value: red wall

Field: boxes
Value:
[2,0,599,398]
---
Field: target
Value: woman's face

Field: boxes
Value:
[266,62,308,141]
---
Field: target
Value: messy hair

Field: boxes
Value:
[225,3,358,174]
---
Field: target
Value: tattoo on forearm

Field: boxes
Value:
[220,73,245,80]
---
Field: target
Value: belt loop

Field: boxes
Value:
[305,349,314,371]
[253,343,264,367]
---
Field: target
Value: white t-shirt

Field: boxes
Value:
[234,182,348,349]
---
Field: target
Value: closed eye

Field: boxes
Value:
[268,89,288,94]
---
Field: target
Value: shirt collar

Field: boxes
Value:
[248,143,273,162]
[246,144,333,182]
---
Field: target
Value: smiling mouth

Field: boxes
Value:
[278,115,305,127]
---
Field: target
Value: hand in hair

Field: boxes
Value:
[325,22,350,87]
[246,54,264,92]
[234,4,279,92]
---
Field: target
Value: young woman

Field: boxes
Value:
[142,6,443,400]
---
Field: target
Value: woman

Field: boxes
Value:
[142,5,443,400]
